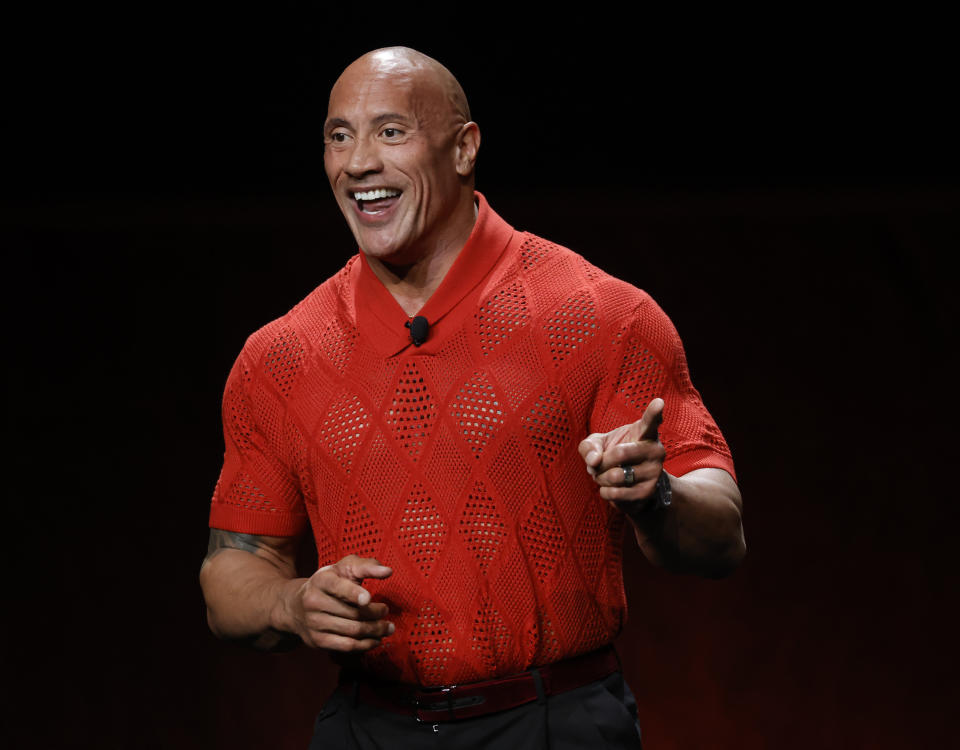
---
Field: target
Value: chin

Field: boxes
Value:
[356,227,419,261]
[357,232,396,255]
[357,239,406,264]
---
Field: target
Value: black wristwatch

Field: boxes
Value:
[619,471,672,520]
[649,471,673,511]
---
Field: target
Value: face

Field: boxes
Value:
[323,54,473,264]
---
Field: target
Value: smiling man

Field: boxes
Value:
[323,49,478,287]
[200,47,745,749]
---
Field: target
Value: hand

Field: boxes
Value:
[281,554,394,652]
[579,398,667,511]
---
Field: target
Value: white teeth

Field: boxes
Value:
[353,188,401,201]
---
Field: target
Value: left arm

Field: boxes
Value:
[579,398,746,578]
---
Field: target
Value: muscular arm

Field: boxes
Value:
[623,467,744,578]
[199,530,394,651]
[199,530,303,650]
[579,399,746,578]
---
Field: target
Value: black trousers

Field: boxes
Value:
[308,671,643,749]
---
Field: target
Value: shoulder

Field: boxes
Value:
[509,229,655,325]
[231,257,358,381]
[502,230,692,375]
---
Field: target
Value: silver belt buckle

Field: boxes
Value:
[413,684,458,723]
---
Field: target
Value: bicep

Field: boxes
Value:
[203,528,300,576]
[676,468,742,510]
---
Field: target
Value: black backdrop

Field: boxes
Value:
[5,7,958,749]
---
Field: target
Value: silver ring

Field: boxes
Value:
[622,464,635,487]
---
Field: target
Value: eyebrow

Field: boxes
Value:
[323,112,413,133]
[324,117,350,133]
[370,113,411,126]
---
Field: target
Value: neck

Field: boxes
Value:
[365,199,478,317]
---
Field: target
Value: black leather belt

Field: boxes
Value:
[340,645,620,723]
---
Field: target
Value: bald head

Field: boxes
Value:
[331,47,471,124]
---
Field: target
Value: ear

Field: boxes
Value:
[454,121,481,177]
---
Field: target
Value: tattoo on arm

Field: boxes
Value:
[202,528,299,579]
[201,528,303,652]
[206,529,267,560]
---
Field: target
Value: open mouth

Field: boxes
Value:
[353,188,402,215]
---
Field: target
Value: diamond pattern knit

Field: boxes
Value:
[210,195,734,685]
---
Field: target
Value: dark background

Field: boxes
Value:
[4,6,958,749]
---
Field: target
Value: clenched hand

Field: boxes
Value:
[579,398,667,511]
[281,554,394,652]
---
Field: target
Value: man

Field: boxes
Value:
[200,46,745,748]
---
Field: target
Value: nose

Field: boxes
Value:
[345,136,383,179]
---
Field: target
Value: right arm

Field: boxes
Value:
[199,529,394,652]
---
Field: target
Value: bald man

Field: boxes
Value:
[200,47,745,749]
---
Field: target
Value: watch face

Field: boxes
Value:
[656,472,673,509]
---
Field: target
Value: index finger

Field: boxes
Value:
[637,398,665,441]
[314,568,375,607]
[325,556,393,584]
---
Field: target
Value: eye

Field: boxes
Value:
[326,130,352,145]
[381,127,403,139]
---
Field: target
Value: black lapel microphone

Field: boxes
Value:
[405,316,430,347]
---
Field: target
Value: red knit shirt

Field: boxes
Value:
[210,193,735,685]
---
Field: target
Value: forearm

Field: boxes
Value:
[628,468,745,578]
[199,544,305,650]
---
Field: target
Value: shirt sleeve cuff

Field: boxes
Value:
[208,504,309,537]
[664,449,737,483]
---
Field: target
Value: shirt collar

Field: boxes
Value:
[351,192,515,357]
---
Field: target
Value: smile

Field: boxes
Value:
[352,188,402,214]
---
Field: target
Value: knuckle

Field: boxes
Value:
[330,637,353,653]
[316,633,347,652]
[344,583,364,602]
[303,578,328,597]
[304,612,328,631]
[312,568,336,588]
[308,585,335,605]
